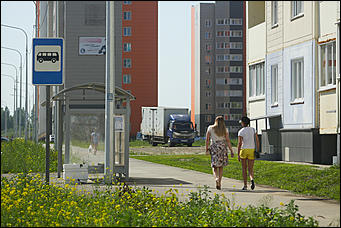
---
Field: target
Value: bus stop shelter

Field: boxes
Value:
[49,82,135,180]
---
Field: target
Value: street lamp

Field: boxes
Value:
[1,46,23,136]
[1,62,19,137]
[1,73,17,137]
[1,23,29,142]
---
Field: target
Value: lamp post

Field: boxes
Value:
[1,74,17,137]
[1,24,29,142]
[1,63,19,137]
[33,1,38,143]
[1,46,23,136]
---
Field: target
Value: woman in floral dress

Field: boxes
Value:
[205,116,234,190]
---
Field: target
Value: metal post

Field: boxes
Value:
[5,109,7,137]
[1,74,16,137]
[105,1,116,183]
[2,60,20,138]
[65,96,70,164]
[45,86,51,184]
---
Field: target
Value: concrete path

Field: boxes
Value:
[125,158,340,227]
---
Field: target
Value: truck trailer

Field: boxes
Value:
[140,107,197,147]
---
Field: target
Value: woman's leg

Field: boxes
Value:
[218,167,224,186]
[247,159,254,181]
[241,159,248,188]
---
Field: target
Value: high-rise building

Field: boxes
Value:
[36,1,158,141]
[191,1,246,137]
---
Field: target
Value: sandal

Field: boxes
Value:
[251,180,255,190]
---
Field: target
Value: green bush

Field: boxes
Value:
[1,174,318,227]
[1,138,59,174]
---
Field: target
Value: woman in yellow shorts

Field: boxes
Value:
[237,116,260,190]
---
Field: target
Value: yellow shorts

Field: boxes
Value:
[239,149,255,160]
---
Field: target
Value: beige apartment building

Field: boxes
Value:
[246,1,340,164]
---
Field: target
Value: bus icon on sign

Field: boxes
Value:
[37,52,59,63]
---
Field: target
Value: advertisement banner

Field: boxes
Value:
[79,37,106,55]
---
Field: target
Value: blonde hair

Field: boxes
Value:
[212,116,227,137]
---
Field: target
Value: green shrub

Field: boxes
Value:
[1,138,59,174]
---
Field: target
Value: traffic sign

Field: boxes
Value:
[32,38,64,85]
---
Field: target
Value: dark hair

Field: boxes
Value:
[240,116,250,125]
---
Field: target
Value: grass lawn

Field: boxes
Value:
[130,154,340,201]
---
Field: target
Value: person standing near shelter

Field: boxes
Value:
[237,116,260,191]
[205,116,234,190]
[91,128,99,155]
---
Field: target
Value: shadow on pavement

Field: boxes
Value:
[126,177,192,186]
[222,188,289,193]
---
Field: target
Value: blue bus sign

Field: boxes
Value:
[32,38,64,85]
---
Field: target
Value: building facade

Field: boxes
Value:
[246,1,340,164]
[191,1,246,137]
[37,1,158,141]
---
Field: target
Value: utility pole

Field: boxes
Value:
[105,1,116,183]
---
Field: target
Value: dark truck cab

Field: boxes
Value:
[166,114,196,147]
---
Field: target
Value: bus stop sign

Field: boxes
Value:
[32,38,64,85]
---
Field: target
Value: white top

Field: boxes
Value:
[238,127,256,149]
[207,125,228,144]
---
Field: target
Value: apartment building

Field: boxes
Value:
[191,1,246,137]
[246,1,340,164]
[37,1,158,143]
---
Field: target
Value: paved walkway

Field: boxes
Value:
[125,158,339,227]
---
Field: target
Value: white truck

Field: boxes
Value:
[140,107,197,147]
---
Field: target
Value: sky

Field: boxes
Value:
[1,1,214,115]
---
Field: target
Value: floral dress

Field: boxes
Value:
[207,126,229,168]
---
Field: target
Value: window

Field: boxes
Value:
[249,62,265,97]
[123,27,131,36]
[205,56,212,64]
[319,41,336,88]
[216,90,242,97]
[205,67,211,75]
[216,42,229,49]
[216,18,228,25]
[216,66,228,73]
[205,32,212,39]
[205,79,211,88]
[205,91,211,97]
[123,74,131,84]
[205,19,211,27]
[272,1,278,26]
[123,11,131,20]
[123,1,131,4]
[230,42,243,49]
[230,18,242,25]
[228,66,242,73]
[230,30,242,37]
[291,1,303,18]
[215,78,242,85]
[205,104,212,111]
[205,115,212,122]
[123,43,131,52]
[123,58,131,68]
[205,43,212,51]
[271,64,278,105]
[291,58,304,101]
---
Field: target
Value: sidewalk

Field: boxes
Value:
[126,158,340,227]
